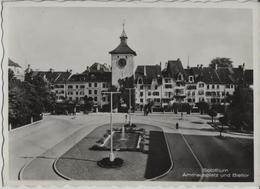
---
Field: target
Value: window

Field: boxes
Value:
[76,92,78,95]
[140,85,143,90]
[207,85,209,89]
[61,90,64,94]
[80,85,85,89]
[206,92,211,96]
[198,90,203,95]
[222,92,225,96]
[140,92,143,97]
[140,99,143,103]
[76,97,79,101]
[94,90,97,95]
[212,85,215,89]
[138,78,142,84]
[89,83,92,87]
[102,97,106,101]
[94,83,97,87]
[153,92,159,96]
[68,85,73,89]
[165,84,172,89]
[80,91,84,95]
[187,91,190,96]
[76,85,79,89]
[148,85,151,90]
[103,83,106,88]
[89,90,92,94]
[192,91,195,96]
[56,91,58,94]
[148,92,151,96]
[165,78,170,83]
[217,85,219,89]
[226,84,230,88]
[154,99,160,102]
[94,97,97,101]
[217,92,220,96]
[69,97,72,100]
[155,85,158,90]
[231,85,233,88]
[199,83,204,88]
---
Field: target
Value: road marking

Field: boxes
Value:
[180,133,204,182]
[133,115,205,181]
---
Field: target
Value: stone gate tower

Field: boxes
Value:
[109,24,136,88]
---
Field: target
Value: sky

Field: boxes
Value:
[6,7,253,73]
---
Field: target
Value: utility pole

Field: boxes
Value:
[102,91,120,162]
[125,88,135,125]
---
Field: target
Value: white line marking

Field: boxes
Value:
[180,133,204,182]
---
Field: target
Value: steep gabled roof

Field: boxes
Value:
[135,65,161,84]
[67,72,111,83]
[8,59,21,68]
[82,62,110,73]
[54,72,72,84]
[163,59,185,80]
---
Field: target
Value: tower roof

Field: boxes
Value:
[109,24,136,56]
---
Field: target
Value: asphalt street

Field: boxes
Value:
[8,112,253,182]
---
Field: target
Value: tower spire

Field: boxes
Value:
[120,20,128,43]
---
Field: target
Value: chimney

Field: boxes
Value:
[49,68,54,73]
[215,64,218,70]
[200,64,203,69]
[144,66,147,76]
[165,62,168,69]
[69,69,72,73]
[160,62,162,70]
[242,63,245,71]
[97,63,100,71]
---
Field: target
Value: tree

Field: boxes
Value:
[219,116,228,137]
[83,95,94,112]
[225,87,253,131]
[208,108,217,123]
[209,57,233,69]
[8,68,14,82]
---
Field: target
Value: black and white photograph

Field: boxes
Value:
[3,2,257,185]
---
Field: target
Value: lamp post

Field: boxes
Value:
[125,88,135,126]
[102,91,120,162]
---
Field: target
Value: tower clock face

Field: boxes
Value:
[117,58,126,69]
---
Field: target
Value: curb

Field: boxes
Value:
[9,119,43,133]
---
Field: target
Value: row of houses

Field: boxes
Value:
[135,59,253,110]
[9,58,253,110]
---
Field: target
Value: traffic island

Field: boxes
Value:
[53,123,172,180]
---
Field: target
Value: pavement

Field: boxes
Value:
[8,112,253,182]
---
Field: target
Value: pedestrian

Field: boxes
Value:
[176,122,179,129]
[181,112,183,120]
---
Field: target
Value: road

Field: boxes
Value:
[8,112,253,182]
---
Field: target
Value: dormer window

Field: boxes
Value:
[189,76,194,83]
[178,73,183,81]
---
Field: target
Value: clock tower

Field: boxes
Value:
[109,24,136,88]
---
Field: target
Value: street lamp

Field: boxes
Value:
[102,91,120,162]
[125,88,135,126]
